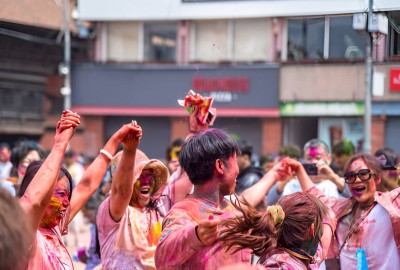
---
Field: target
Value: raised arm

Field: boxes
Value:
[19,111,80,231]
[109,122,142,221]
[68,121,141,224]
[240,159,295,207]
[317,162,346,193]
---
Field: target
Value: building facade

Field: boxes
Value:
[73,0,400,159]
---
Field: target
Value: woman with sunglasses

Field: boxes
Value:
[288,153,400,269]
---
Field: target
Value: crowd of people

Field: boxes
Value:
[0,106,399,270]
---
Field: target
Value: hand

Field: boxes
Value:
[317,162,336,180]
[196,217,220,246]
[122,121,142,152]
[189,106,209,134]
[111,121,142,146]
[55,110,80,144]
[271,157,300,181]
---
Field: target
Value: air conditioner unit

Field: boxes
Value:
[368,13,388,35]
[353,13,388,35]
[353,13,366,31]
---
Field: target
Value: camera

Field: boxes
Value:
[302,163,318,175]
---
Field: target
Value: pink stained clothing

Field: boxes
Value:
[261,247,324,270]
[155,196,251,270]
[26,208,73,270]
[307,186,400,264]
[97,197,164,270]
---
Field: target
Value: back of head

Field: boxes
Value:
[179,128,240,185]
[0,188,33,269]
[374,147,398,170]
[238,140,253,158]
[278,144,302,160]
[218,192,327,258]
[277,192,327,250]
[165,138,184,163]
[332,139,355,157]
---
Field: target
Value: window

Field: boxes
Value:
[144,22,177,62]
[287,16,368,61]
[287,18,324,61]
[329,16,367,59]
[388,11,400,57]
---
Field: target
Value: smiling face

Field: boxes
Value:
[40,176,70,228]
[131,169,155,208]
[347,158,380,207]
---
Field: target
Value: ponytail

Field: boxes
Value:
[218,195,283,257]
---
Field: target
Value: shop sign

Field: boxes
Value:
[192,76,249,103]
[280,102,365,116]
[390,69,400,91]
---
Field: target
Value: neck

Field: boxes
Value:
[359,200,375,210]
[192,182,222,207]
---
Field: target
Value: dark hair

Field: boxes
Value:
[179,128,240,185]
[0,188,33,269]
[219,193,327,264]
[344,153,382,177]
[374,147,398,169]
[18,160,73,201]
[303,139,330,155]
[0,142,10,150]
[332,139,355,156]
[165,138,185,162]
[374,148,398,192]
[278,144,302,160]
[238,140,253,158]
[10,141,45,176]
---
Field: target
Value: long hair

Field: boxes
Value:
[218,192,327,259]
[18,160,74,201]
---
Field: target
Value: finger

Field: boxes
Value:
[61,120,79,127]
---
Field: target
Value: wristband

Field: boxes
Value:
[100,149,113,160]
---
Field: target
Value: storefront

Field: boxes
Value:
[71,64,280,159]
[280,102,365,152]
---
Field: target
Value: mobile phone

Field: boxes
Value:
[302,163,318,175]
[206,110,215,125]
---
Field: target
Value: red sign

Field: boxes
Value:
[390,69,400,91]
[192,77,249,93]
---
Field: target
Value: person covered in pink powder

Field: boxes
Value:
[284,153,400,269]
[155,128,298,269]
[18,111,140,269]
[218,191,335,270]
[96,121,170,269]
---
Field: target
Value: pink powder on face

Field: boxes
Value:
[308,147,318,158]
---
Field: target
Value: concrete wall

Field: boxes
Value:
[280,64,366,101]
[107,22,141,62]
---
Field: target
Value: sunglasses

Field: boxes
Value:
[344,169,375,184]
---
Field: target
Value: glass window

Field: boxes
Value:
[144,22,177,62]
[287,18,324,61]
[329,16,368,59]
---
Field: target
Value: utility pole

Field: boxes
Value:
[61,0,71,111]
[363,0,373,154]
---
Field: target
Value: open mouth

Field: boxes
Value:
[351,186,366,197]
[140,188,150,195]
